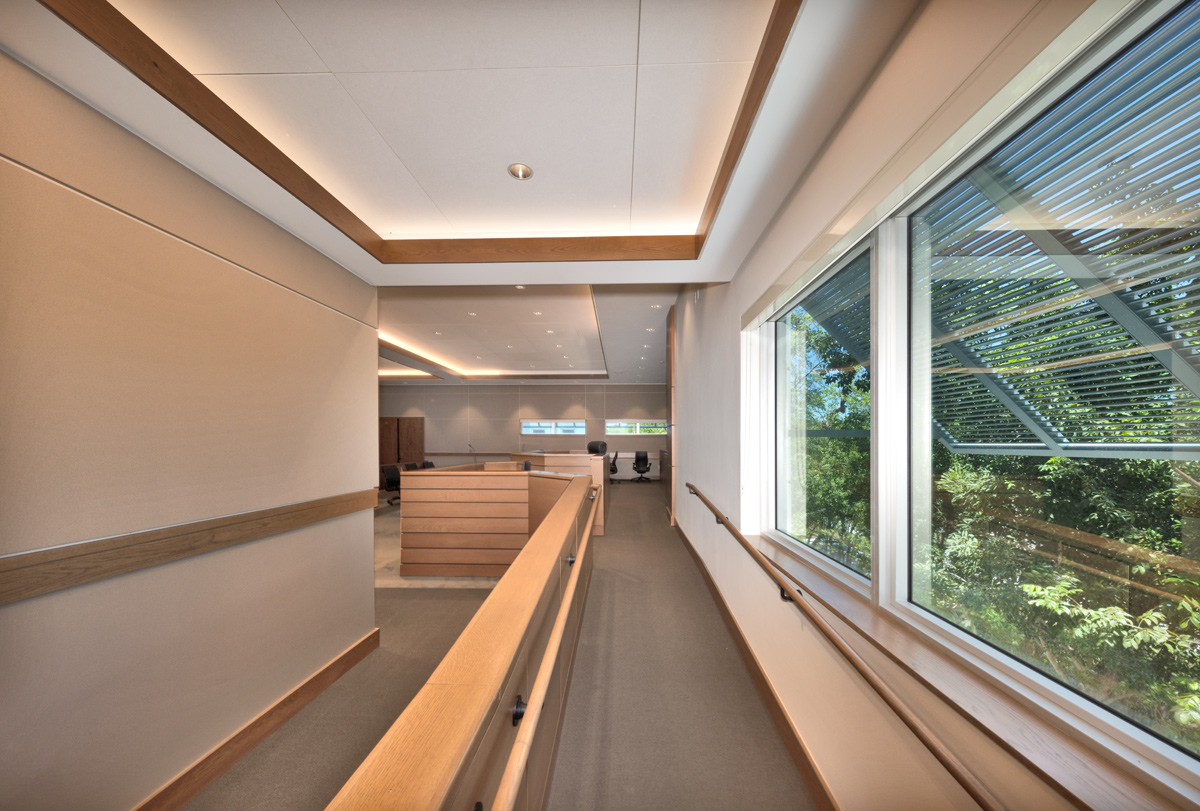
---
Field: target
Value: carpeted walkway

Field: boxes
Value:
[183,588,488,811]
[547,482,814,811]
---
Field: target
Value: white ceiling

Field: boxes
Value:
[107,0,770,239]
[1,0,924,383]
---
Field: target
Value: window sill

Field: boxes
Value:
[755,534,1199,811]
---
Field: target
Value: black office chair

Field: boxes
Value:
[587,440,607,456]
[609,451,618,481]
[422,460,435,468]
[632,451,651,483]
[403,462,420,471]
[381,465,401,505]
[522,460,532,470]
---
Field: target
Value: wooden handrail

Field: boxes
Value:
[490,486,600,811]
[685,482,1007,811]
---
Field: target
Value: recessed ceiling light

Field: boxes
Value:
[556,344,563,348]
[515,285,525,290]
[563,355,569,359]
[641,356,645,360]
[643,344,650,348]
[506,344,514,349]
[650,304,663,309]
[435,331,442,335]
[546,330,554,334]
[569,364,574,368]
[533,311,542,316]
[468,311,477,316]
[508,163,533,180]
[645,327,655,332]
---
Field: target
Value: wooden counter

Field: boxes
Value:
[509,452,609,535]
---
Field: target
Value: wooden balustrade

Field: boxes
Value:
[327,475,597,811]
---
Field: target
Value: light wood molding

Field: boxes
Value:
[674,523,837,811]
[397,563,510,577]
[695,0,804,255]
[135,628,380,811]
[36,1,795,264]
[0,489,378,607]
[329,476,593,809]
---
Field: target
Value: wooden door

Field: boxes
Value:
[398,416,424,468]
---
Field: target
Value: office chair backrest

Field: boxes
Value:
[404,462,420,471]
[523,460,532,470]
[609,451,618,474]
[633,450,650,470]
[382,465,401,492]
[422,460,435,468]
[586,440,607,456]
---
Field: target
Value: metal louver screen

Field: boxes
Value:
[912,1,1200,459]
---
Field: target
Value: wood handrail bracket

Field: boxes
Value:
[326,475,598,810]
[684,482,1007,811]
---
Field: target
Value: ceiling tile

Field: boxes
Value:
[199,73,452,236]
[631,62,752,233]
[638,0,776,65]
[111,0,327,74]
[340,67,637,236]
[277,0,640,73]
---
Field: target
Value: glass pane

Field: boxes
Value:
[522,421,554,435]
[639,421,668,434]
[911,0,1200,758]
[776,251,871,577]
[555,421,586,435]
[606,422,637,434]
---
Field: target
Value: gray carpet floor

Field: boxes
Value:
[182,588,488,811]
[546,482,814,811]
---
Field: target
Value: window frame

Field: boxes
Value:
[604,420,668,435]
[750,0,1200,795]
[519,420,586,436]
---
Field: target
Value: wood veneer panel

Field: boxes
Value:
[402,475,528,490]
[36,0,385,254]
[379,418,399,466]
[0,489,377,607]
[695,0,803,254]
[402,502,528,519]
[138,629,380,811]
[372,234,697,264]
[398,563,511,578]
[403,548,521,566]
[402,489,528,504]
[403,517,529,534]
[402,533,529,550]
[397,416,425,467]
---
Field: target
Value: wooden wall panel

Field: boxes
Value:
[398,470,532,577]
[398,417,424,467]
[379,418,399,466]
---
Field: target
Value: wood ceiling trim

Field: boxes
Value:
[36,0,387,255]
[695,0,804,256]
[39,0,796,266]
[373,234,697,264]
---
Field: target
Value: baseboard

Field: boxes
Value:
[134,628,381,811]
[674,525,838,811]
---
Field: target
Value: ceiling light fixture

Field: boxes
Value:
[468,311,477,316]
[650,304,663,309]
[546,330,554,334]
[645,327,655,332]
[515,285,526,290]
[506,344,514,349]
[434,331,442,335]
[508,163,533,180]
[533,311,542,316]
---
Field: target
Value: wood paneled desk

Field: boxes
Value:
[509,451,609,535]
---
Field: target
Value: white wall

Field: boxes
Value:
[0,52,377,810]
[671,1,1120,809]
[379,382,668,457]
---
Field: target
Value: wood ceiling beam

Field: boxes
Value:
[39,0,797,266]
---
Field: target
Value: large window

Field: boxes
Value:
[606,420,667,434]
[911,0,1200,758]
[520,420,586,435]
[776,251,872,577]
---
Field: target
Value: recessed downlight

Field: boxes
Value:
[645,327,655,332]
[508,163,533,180]
[650,304,663,309]
[546,330,554,334]
[468,311,477,316]
[515,285,526,290]
[533,311,542,316]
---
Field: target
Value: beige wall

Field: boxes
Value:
[672,1,1114,809]
[0,52,377,810]
[379,383,668,459]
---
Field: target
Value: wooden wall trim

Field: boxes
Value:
[36,0,793,265]
[0,489,378,607]
[695,0,804,255]
[674,523,838,811]
[134,628,381,811]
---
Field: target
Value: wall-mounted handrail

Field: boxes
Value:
[685,482,1006,811]
[490,485,600,811]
